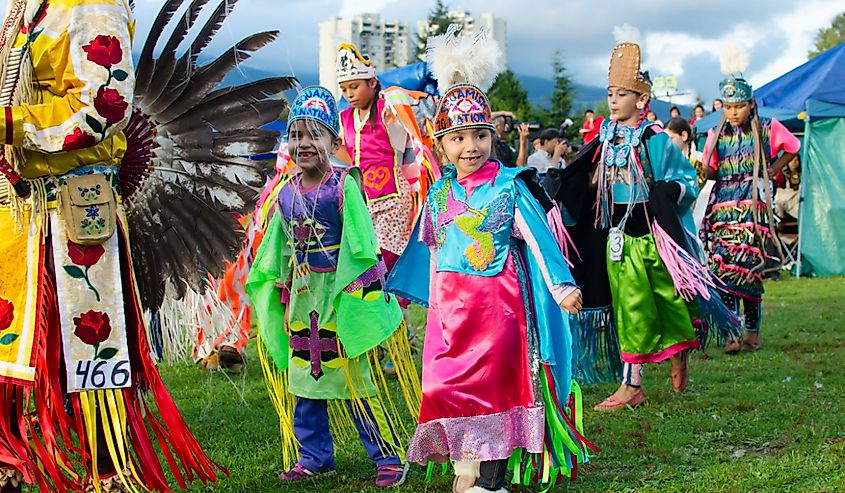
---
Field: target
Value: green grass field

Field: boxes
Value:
[161,276,845,492]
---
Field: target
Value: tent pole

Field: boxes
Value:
[796,113,810,278]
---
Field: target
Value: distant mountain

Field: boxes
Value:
[217,66,688,121]
[518,74,606,111]
[222,66,317,90]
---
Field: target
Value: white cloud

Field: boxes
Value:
[750,0,843,86]
[338,0,398,18]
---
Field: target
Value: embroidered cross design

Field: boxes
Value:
[289,310,339,380]
[290,216,326,251]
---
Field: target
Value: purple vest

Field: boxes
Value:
[277,167,345,272]
[341,98,400,201]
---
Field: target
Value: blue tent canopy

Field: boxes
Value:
[755,42,845,115]
[338,62,436,110]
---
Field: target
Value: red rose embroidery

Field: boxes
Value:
[94,87,128,124]
[73,310,111,346]
[82,35,123,68]
[62,128,97,151]
[0,298,14,331]
[67,241,105,267]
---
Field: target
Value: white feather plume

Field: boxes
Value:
[426,24,502,90]
[613,24,641,44]
[720,42,749,75]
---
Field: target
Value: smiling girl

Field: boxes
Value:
[387,26,592,493]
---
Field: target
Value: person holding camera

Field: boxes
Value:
[527,128,569,174]
[492,111,530,167]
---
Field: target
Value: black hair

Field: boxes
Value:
[669,106,680,114]
[585,109,594,115]
[694,104,704,111]
[367,80,382,127]
[537,128,560,144]
[665,117,692,142]
[711,98,723,112]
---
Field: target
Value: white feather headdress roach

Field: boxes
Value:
[720,42,750,76]
[426,24,502,91]
[718,42,753,103]
[613,24,641,45]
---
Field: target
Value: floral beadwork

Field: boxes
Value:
[78,34,129,141]
[73,310,118,360]
[64,241,105,301]
[0,298,18,346]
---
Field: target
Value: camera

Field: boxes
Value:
[501,115,540,133]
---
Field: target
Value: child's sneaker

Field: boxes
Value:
[278,463,333,482]
[375,462,409,488]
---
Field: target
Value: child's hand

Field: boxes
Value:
[559,289,583,315]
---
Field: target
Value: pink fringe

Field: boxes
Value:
[651,221,716,301]
[547,204,578,267]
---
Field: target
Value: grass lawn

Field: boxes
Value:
[160,276,845,492]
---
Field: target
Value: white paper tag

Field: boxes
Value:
[609,227,624,262]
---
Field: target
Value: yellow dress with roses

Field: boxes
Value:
[0,1,224,491]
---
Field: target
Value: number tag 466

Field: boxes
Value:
[75,359,131,390]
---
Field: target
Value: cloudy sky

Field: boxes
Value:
[5,0,843,103]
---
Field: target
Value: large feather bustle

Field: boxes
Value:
[125,0,295,311]
[720,42,750,75]
[425,24,502,91]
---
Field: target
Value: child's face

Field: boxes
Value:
[646,112,657,122]
[287,120,339,172]
[339,78,377,110]
[532,138,541,150]
[695,107,705,118]
[541,137,559,153]
[608,86,645,123]
[440,128,492,178]
[664,128,688,151]
[724,101,753,127]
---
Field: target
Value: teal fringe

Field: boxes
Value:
[571,306,622,385]
[695,286,743,348]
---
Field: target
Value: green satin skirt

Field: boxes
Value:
[607,233,699,364]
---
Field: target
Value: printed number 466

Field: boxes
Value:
[75,360,130,389]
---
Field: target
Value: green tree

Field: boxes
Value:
[548,51,574,127]
[415,0,456,61]
[809,12,845,58]
[487,70,531,120]
[531,52,576,137]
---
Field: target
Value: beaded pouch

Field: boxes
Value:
[58,173,116,245]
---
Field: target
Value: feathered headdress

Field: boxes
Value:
[426,24,502,137]
[426,24,502,91]
[718,42,752,103]
[336,43,377,83]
